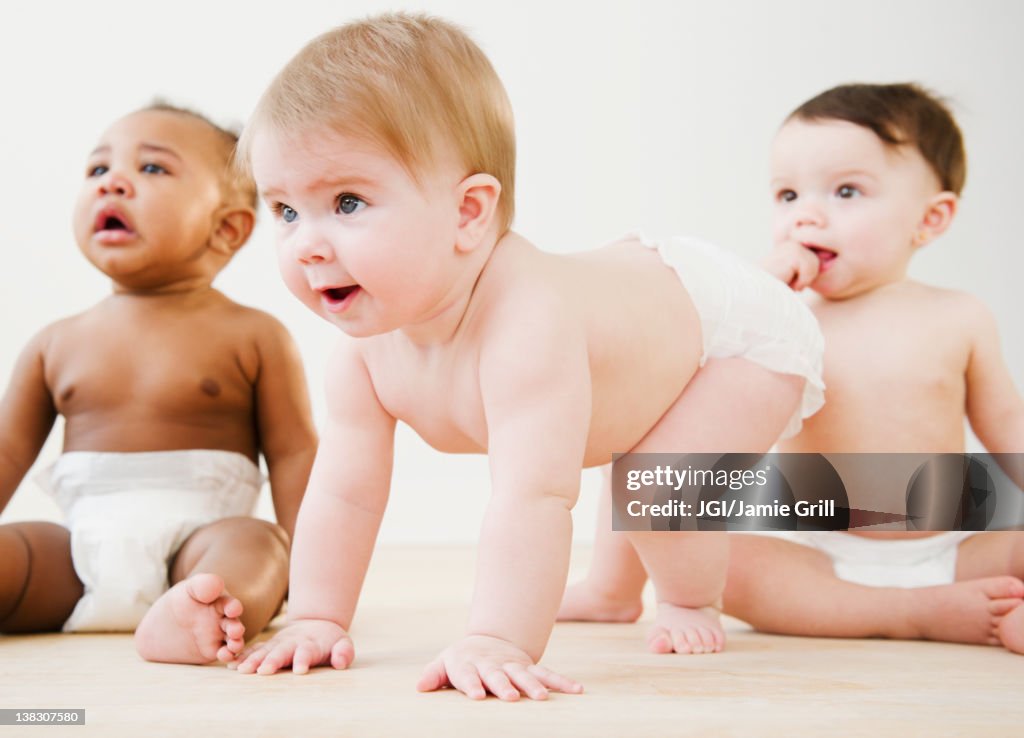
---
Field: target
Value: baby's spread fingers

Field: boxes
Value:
[233,646,270,674]
[528,664,583,694]
[503,664,548,701]
[449,663,486,700]
[292,643,316,675]
[256,642,298,675]
[480,668,520,702]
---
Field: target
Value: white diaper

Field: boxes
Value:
[36,450,262,632]
[635,232,825,438]
[760,531,977,588]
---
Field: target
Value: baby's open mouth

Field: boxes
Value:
[322,285,359,302]
[93,208,135,234]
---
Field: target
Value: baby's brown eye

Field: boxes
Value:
[777,189,797,203]
[337,194,366,215]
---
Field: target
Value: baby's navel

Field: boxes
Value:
[60,385,75,403]
[200,378,222,397]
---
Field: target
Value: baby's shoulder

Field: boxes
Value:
[906,282,990,321]
[199,293,291,340]
[34,302,110,348]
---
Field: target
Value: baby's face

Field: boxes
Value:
[73,110,227,290]
[770,118,942,299]
[250,126,465,337]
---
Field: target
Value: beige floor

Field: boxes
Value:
[3,545,1024,737]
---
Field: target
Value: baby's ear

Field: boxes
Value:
[210,206,256,256]
[454,173,501,253]
[914,191,958,247]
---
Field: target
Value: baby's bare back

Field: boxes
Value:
[43,290,264,459]
[361,234,703,467]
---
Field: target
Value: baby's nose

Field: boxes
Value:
[291,226,335,265]
[97,171,134,198]
[793,200,825,227]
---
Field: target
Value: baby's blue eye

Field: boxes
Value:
[777,189,797,203]
[141,163,168,175]
[337,194,366,215]
[88,165,108,177]
[281,205,298,223]
[836,184,860,199]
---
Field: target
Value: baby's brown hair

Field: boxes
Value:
[789,83,966,195]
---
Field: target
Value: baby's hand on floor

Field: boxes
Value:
[762,240,820,290]
[228,618,354,675]
[416,634,583,701]
[647,601,725,654]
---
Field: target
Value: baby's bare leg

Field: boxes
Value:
[0,522,82,634]
[134,517,289,664]
[561,358,805,629]
[955,532,1024,653]
[725,533,1024,645]
[626,358,805,653]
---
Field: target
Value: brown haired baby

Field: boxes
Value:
[230,13,825,700]
[728,82,1024,654]
[0,104,317,664]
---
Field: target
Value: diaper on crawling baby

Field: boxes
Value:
[36,450,263,632]
[634,232,825,438]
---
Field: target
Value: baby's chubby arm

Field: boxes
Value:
[417,293,587,701]
[962,296,1024,485]
[252,313,318,540]
[761,240,821,290]
[0,328,57,513]
[231,337,396,675]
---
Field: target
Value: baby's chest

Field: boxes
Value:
[821,315,967,404]
[48,332,253,416]
[370,353,487,453]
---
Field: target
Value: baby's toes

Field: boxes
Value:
[222,617,245,642]
[672,628,700,654]
[646,627,675,654]
[695,626,720,653]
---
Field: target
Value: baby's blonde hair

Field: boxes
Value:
[239,13,516,233]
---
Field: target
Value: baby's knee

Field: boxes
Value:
[207,517,290,556]
[0,525,32,625]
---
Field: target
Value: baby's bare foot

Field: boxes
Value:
[996,599,1024,654]
[647,602,725,654]
[557,581,642,623]
[908,576,1024,646]
[135,573,245,665]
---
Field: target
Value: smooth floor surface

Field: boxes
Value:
[3,546,1024,737]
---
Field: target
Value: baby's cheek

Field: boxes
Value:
[277,260,314,307]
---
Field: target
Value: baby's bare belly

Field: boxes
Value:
[62,408,258,461]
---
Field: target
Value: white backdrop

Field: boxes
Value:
[1,0,1021,542]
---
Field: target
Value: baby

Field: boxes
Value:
[723,83,1024,654]
[229,14,823,700]
[0,104,317,664]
